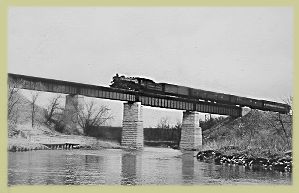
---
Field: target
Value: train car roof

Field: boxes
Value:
[134,77,156,82]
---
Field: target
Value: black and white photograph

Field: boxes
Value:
[7,7,292,185]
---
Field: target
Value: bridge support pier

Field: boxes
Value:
[121,102,144,149]
[241,107,251,116]
[180,111,202,150]
[64,94,84,134]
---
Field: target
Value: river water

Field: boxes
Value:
[8,147,291,185]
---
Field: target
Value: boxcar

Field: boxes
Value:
[217,93,231,103]
[205,91,219,101]
[229,95,238,104]
[190,89,231,103]
[162,83,178,94]
[262,100,290,114]
[138,78,163,92]
[161,83,190,96]
[190,88,208,100]
[235,96,253,106]
[177,86,189,96]
[251,99,263,109]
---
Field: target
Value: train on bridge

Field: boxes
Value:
[110,74,290,114]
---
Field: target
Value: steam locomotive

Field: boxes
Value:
[110,74,291,114]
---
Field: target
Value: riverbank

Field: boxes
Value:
[8,135,122,152]
[8,123,121,152]
[195,148,292,173]
[200,145,289,159]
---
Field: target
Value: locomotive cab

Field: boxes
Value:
[110,73,139,90]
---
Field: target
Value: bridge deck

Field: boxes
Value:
[8,73,242,117]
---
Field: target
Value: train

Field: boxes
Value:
[110,74,291,114]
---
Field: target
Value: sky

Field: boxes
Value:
[8,7,293,127]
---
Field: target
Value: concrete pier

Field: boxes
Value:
[180,111,202,150]
[121,102,144,149]
[63,94,83,134]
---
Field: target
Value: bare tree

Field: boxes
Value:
[263,96,292,151]
[271,96,293,149]
[29,91,41,127]
[156,117,171,129]
[265,112,292,150]
[8,79,24,120]
[43,94,63,126]
[174,121,182,145]
[174,120,182,130]
[75,99,113,135]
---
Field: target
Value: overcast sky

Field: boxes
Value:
[8,7,293,127]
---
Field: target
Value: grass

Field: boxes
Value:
[201,109,292,159]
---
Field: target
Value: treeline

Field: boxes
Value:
[87,116,227,145]
[144,127,181,142]
[87,126,181,144]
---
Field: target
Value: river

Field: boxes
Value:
[8,147,291,185]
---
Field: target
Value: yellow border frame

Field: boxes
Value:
[0,0,297,193]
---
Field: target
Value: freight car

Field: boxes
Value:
[262,100,291,114]
[110,74,290,114]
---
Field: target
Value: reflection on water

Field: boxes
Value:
[8,148,291,185]
[121,151,142,185]
[181,151,195,183]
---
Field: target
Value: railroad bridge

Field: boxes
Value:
[8,73,243,150]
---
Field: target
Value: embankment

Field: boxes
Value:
[202,109,292,158]
[8,124,121,152]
